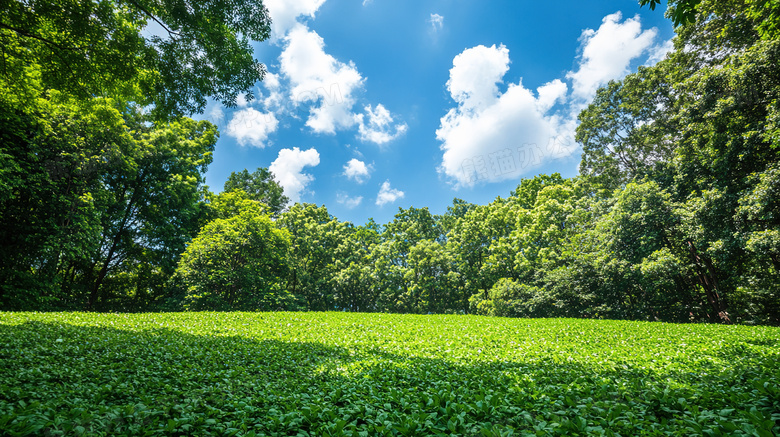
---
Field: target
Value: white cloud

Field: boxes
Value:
[264,0,327,40]
[260,2,408,147]
[362,0,372,5]
[236,93,250,107]
[647,38,674,65]
[336,193,363,209]
[226,108,279,148]
[264,71,281,90]
[261,72,285,110]
[536,79,568,112]
[279,24,364,134]
[269,147,320,203]
[437,45,573,187]
[376,180,404,206]
[355,104,408,145]
[205,104,225,129]
[429,13,444,31]
[343,158,371,183]
[437,12,665,187]
[447,44,510,112]
[566,12,658,101]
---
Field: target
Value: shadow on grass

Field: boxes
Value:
[0,320,778,436]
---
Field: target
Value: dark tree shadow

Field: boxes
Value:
[1,320,778,436]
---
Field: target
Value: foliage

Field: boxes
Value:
[469,279,551,318]
[276,204,348,311]
[177,203,291,311]
[639,0,701,27]
[1,312,779,436]
[573,0,780,324]
[0,76,216,311]
[0,0,271,118]
[224,168,289,217]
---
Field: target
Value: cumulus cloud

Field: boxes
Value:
[376,180,404,206]
[566,12,658,102]
[269,147,320,203]
[355,104,407,145]
[447,44,510,112]
[436,44,573,187]
[264,0,327,40]
[258,72,284,111]
[235,93,250,107]
[343,158,371,183]
[336,193,363,209]
[205,104,225,128]
[437,12,667,187]
[226,108,279,148]
[258,2,408,145]
[280,25,364,134]
[429,13,444,31]
[536,79,568,112]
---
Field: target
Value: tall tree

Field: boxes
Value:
[82,113,217,310]
[576,67,678,191]
[277,204,347,311]
[0,87,122,309]
[331,221,381,312]
[577,0,780,323]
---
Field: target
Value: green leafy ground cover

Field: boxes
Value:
[0,312,778,436]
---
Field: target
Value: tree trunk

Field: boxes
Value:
[770,253,780,273]
[87,239,118,310]
[687,241,730,323]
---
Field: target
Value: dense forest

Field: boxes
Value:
[1,0,778,324]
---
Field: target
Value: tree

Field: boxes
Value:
[224,168,289,216]
[640,0,780,38]
[436,198,476,237]
[81,112,217,310]
[595,181,704,321]
[331,221,381,312]
[0,0,271,310]
[446,205,494,311]
[176,202,290,310]
[0,87,122,309]
[0,71,217,310]
[374,207,442,312]
[404,239,457,313]
[639,0,701,27]
[277,204,347,311]
[0,0,272,118]
[468,278,549,318]
[575,0,780,323]
[576,67,677,191]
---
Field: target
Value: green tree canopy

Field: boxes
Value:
[0,0,271,118]
[223,167,289,216]
[177,202,290,311]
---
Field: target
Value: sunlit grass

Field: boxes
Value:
[1,312,779,436]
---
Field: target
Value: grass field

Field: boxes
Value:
[1,312,778,436]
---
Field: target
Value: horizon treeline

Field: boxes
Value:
[1,0,778,324]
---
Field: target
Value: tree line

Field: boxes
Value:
[0,0,778,324]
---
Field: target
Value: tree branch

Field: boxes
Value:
[121,0,182,39]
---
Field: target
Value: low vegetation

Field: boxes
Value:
[2,312,778,436]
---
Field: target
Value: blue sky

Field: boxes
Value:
[199,0,675,225]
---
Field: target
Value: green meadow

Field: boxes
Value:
[1,312,778,436]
